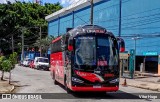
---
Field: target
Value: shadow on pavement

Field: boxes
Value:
[14,85,30,87]
[71,91,139,99]
[56,83,139,99]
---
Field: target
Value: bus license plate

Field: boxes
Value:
[93,85,101,88]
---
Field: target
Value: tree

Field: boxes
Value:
[9,52,18,68]
[0,56,6,80]
[8,52,18,84]
[1,60,12,72]
[34,36,54,57]
[0,52,17,83]
[1,60,12,84]
[0,2,62,53]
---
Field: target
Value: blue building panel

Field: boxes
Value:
[48,19,58,37]
[93,0,119,35]
[121,0,160,55]
[59,13,73,35]
[74,6,90,27]
[47,0,160,55]
[121,0,160,35]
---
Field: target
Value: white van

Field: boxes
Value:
[34,57,50,70]
[23,58,31,67]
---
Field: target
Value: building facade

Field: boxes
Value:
[46,0,160,55]
[45,0,160,74]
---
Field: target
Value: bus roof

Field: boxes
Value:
[67,25,115,38]
[51,25,115,43]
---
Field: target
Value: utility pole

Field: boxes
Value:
[119,0,122,37]
[58,17,60,36]
[11,35,14,53]
[90,0,93,25]
[132,37,142,78]
[133,38,137,79]
[21,28,24,61]
[134,39,136,77]
[39,26,42,57]
[9,34,15,85]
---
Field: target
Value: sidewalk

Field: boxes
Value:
[0,80,14,93]
[120,77,160,92]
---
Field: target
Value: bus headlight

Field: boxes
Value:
[72,77,84,83]
[109,78,119,83]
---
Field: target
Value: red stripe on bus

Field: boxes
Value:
[52,36,62,43]
[75,70,102,82]
[71,86,119,92]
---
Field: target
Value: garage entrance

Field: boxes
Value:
[136,56,158,73]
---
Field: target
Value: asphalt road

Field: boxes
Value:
[1,65,160,102]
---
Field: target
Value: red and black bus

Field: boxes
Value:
[50,25,124,93]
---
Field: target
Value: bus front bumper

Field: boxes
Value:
[70,86,119,92]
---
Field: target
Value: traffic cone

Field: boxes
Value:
[122,78,127,87]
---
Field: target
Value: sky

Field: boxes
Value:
[0,0,80,7]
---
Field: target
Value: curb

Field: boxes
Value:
[10,85,15,92]
[0,85,15,93]
[121,84,160,92]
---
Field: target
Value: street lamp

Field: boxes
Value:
[131,36,142,78]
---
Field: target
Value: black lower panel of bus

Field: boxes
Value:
[71,76,119,87]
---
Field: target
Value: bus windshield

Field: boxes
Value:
[74,35,118,69]
[74,36,96,66]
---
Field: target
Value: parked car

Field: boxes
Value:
[34,57,50,71]
[18,60,23,66]
[23,58,31,67]
[29,60,35,69]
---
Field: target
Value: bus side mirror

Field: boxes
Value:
[120,47,125,52]
[116,37,125,52]
[68,45,73,51]
[68,39,73,51]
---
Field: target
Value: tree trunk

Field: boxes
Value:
[45,52,48,57]
[1,71,4,80]
[9,71,11,84]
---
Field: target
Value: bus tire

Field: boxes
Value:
[37,66,39,70]
[54,78,58,85]
[54,79,58,85]
[64,76,71,94]
[53,73,58,85]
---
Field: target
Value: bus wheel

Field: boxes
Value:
[37,66,39,70]
[64,76,71,94]
[54,79,58,85]
[53,73,58,85]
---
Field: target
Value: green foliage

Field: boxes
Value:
[0,2,62,52]
[1,60,12,72]
[0,56,6,80]
[0,56,6,71]
[0,52,17,72]
[0,52,18,82]
[34,36,55,56]
[9,52,18,69]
